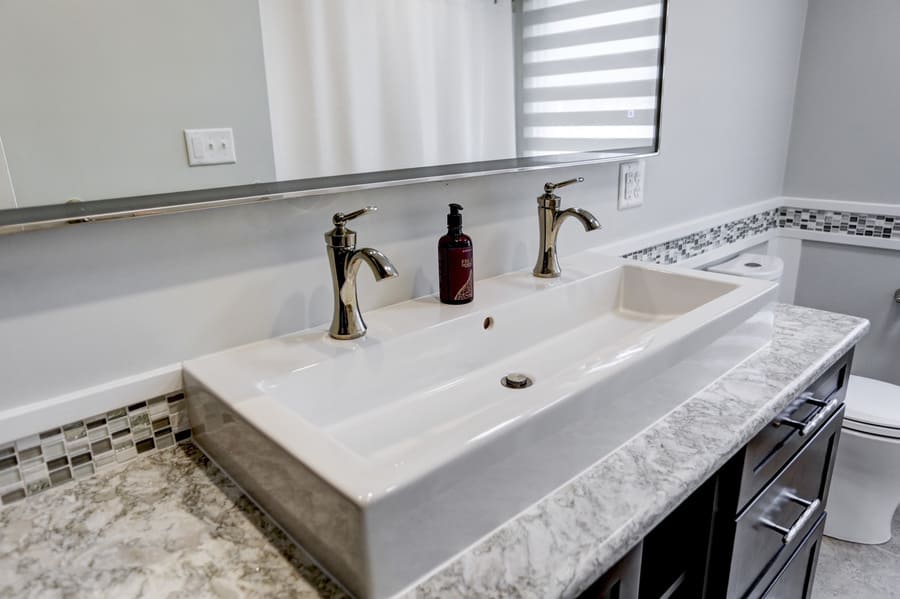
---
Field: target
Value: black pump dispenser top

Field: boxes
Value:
[447,203,463,230]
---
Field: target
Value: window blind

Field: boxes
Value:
[517,0,664,157]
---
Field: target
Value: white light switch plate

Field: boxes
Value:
[184,128,236,166]
[618,160,645,210]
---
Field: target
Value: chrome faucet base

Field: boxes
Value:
[329,326,367,341]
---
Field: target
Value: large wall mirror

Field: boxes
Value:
[0,0,667,233]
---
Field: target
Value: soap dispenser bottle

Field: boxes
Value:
[438,203,474,304]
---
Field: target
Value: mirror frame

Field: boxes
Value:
[0,1,667,236]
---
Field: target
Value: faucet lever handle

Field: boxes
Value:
[333,205,377,226]
[544,177,583,194]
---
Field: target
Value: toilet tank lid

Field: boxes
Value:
[844,375,900,430]
[706,253,783,280]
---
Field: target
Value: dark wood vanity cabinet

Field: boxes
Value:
[579,543,644,599]
[581,349,853,599]
[708,349,851,599]
[638,476,718,599]
[709,405,842,599]
[579,479,718,599]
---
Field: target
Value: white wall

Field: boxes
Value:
[0,0,276,207]
[784,0,900,204]
[0,0,808,412]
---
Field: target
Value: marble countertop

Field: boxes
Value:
[0,304,868,599]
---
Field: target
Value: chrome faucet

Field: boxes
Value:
[533,178,601,277]
[325,206,399,340]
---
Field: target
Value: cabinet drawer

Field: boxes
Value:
[738,351,851,510]
[726,405,843,599]
[761,514,825,599]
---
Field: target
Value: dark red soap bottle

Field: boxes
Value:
[438,203,474,304]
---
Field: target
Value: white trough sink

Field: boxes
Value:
[186,253,776,598]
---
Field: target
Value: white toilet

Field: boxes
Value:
[705,254,900,544]
[705,253,784,283]
[825,375,900,544]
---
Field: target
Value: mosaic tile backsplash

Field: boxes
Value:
[779,207,900,240]
[624,205,900,265]
[0,391,190,506]
[624,208,777,264]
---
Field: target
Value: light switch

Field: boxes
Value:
[184,128,237,166]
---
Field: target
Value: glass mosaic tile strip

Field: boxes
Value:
[624,205,899,266]
[0,390,190,506]
[624,209,778,264]
[778,207,900,240]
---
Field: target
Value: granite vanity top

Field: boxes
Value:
[0,304,868,599]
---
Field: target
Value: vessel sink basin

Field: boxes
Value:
[185,253,776,598]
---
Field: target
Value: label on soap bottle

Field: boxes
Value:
[439,247,474,303]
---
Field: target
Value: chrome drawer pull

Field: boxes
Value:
[775,392,841,436]
[759,494,821,545]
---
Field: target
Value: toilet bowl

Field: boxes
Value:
[825,375,900,544]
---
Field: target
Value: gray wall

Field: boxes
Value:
[784,0,900,204]
[0,0,808,411]
[794,242,900,385]
[785,0,900,385]
[0,0,276,207]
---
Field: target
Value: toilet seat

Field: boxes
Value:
[842,375,900,439]
[706,253,784,281]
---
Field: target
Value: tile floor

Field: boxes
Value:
[814,509,900,598]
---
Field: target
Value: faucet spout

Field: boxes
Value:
[347,248,399,282]
[340,248,399,305]
[552,208,601,237]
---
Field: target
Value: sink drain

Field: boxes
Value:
[501,373,533,389]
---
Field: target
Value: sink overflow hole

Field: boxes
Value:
[501,373,533,389]
[483,317,494,330]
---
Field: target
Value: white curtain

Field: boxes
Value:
[0,135,17,209]
[259,0,517,180]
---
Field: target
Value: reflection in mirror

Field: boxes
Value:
[262,1,517,179]
[0,0,664,212]
[517,0,662,157]
[1,0,276,208]
[0,135,16,209]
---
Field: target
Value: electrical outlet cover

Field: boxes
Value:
[618,160,645,210]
